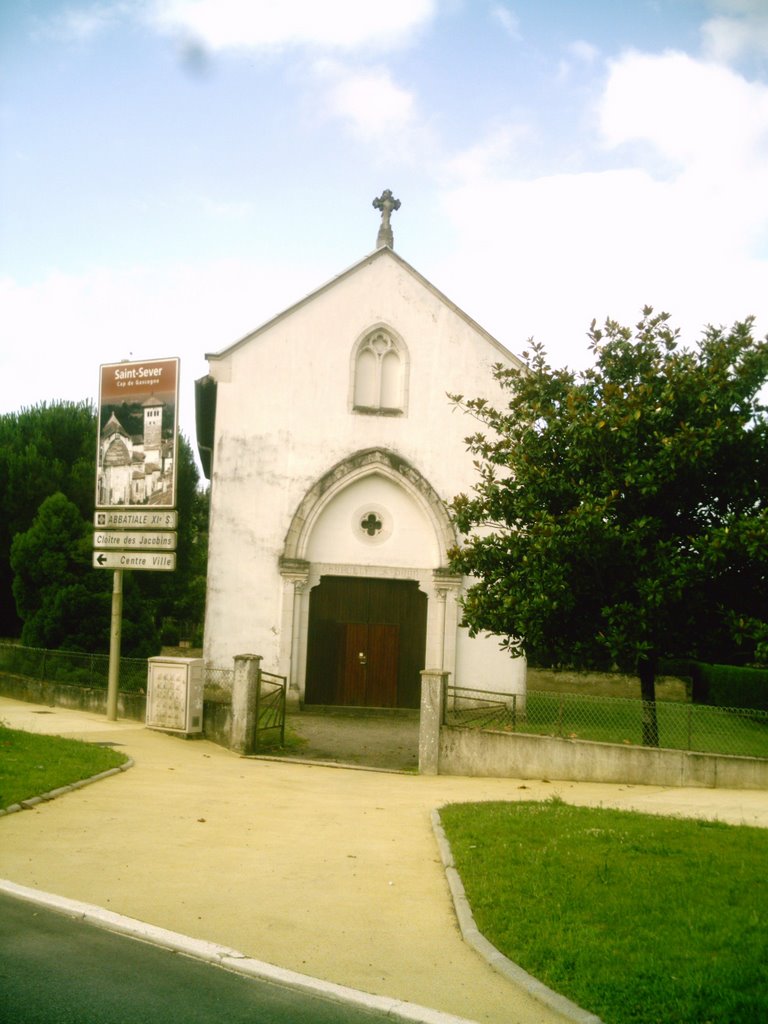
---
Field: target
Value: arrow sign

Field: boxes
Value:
[92,551,176,572]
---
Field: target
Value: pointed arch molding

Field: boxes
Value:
[281,448,457,565]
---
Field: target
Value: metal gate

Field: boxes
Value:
[254,670,287,750]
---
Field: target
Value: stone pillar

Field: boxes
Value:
[419,669,448,775]
[289,578,307,702]
[231,654,262,755]
[278,558,310,707]
[434,587,447,670]
[431,569,462,683]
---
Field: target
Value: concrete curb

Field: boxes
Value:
[0,879,483,1024]
[430,809,604,1024]
[0,758,135,817]
[246,752,414,775]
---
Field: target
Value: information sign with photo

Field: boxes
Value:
[95,357,179,510]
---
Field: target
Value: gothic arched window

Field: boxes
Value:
[351,327,408,415]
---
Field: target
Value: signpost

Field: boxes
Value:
[94,357,180,720]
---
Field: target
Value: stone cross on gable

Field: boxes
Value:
[372,189,401,249]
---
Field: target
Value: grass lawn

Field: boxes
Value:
[439,800,768,1024]
[0,725,128,809]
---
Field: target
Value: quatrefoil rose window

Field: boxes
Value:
[353,504,390,545]
[360,511,383,536]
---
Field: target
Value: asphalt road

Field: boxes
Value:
[0,893,392,1023]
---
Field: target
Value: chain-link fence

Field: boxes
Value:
[0,643,279,702]
[203,665,234,693]
[445,686,768,759]
[0,642,244,698]
[0,641,147,692]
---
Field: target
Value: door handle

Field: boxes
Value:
[358,652,367,666]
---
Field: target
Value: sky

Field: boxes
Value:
[2,0,768,465]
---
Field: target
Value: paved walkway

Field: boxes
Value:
[286,708,420,770]
[2,697,767,1024]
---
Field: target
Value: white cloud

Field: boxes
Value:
[702,4,768,63]
[37,1,134,42]
[434,167,766,371]
[442,125,527,181]
[0,259,324,447]
[556,38,601,83]
[600,50,768,174]
[194,196,257,220]
[146,0,437,52]
[491,5,521,41]
[314,61,419,147]
[39,0,438,52]
[598,49,768,264]
[567,39,599,64]
[432,48,768,369]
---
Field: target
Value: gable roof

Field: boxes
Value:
[205,246,525,370]
[101,411,129,438]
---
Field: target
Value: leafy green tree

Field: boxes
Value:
[449,309,768,744]
[173,479,209,642]
[0,402,96,635]
[0,399,208,647]
[10,492,159,656]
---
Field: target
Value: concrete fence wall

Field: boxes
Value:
[417,672,768,788]
[0,673,147,721]
[437,724,768,790]
[0,674,233,750]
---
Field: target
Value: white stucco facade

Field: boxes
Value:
[199,246,526,707]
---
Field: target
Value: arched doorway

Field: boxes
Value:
[279,449,461,707]
[305,576,427,708]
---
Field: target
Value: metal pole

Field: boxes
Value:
[106,569,123,721]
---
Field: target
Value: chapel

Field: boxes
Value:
[195,192,526,708]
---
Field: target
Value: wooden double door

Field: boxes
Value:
[305,577,427,708]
